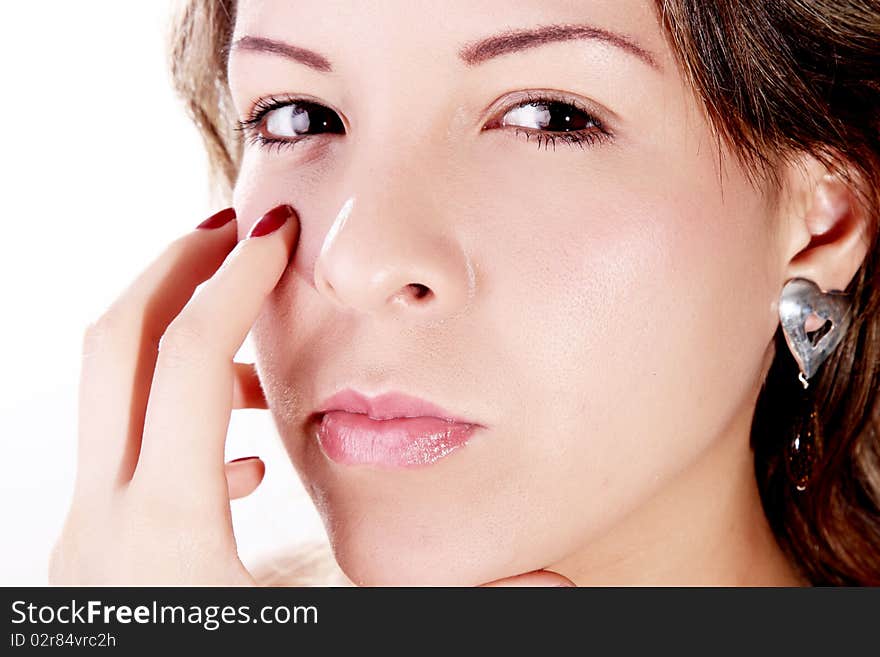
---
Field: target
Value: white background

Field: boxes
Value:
[0,1,326,584]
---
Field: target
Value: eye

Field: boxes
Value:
[502,100,595,131]
[485,92,613,151]
[236,96,346,153]
[263,101,343,138]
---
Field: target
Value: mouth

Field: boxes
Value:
[310,389,480,468]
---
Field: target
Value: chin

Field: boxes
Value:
[321,519,485,587]
[318,499,549,586]
[290,422,566,586]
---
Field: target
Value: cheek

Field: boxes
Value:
[232,147,343,281]
[465,148,779,536]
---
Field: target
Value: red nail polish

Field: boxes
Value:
[228,456,260,464]
[196,207,236,230]
[247,205,293,238]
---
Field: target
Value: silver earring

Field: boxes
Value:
[778,278,853,389]
[777,277,853,491]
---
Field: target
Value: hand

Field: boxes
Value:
[479,571,576,586]
[49,205,300,585]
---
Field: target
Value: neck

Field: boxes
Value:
[548,401,808,586]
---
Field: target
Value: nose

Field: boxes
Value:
[313,186,474,320]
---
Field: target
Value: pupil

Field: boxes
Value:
[540,102,590,132]
[296,103,343,135]
[272,102,344,136]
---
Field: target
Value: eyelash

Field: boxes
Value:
[235,95,313,154]
[234,90,613,154]
[487,90,613,151]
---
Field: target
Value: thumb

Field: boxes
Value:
[479,569,576,587]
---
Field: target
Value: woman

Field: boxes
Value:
[50,0,879,585]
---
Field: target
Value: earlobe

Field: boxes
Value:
[784,169,871,296]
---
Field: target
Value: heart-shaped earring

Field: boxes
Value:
[778,277,852,388]
[777,278,853,492]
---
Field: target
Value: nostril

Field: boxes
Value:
[408,283,432,300]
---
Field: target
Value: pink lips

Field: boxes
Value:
[312,389,479,468]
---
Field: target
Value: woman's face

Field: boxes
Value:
[228,0,785,585]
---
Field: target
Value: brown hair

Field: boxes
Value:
[168,0,880,585]
[653,0,880,585]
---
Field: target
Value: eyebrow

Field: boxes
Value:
[230,22,661,73]
[230,35,333,72]
[459,23,661,71]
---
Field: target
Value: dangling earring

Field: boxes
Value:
[778,278,852,491]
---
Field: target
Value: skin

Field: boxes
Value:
[51,0,870,585]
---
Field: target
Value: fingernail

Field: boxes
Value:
[196,207,236,230]
[247,205,294,238]
[228,456,260,464]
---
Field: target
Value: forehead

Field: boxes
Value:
[231,0,668,68]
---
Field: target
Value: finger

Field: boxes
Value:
[232,362,268,410]
[76,208,238,495]
[479,569,576,587]
[225,457,265,499]
[136,204,299,505]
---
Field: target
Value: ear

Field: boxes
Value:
[780,155,872,331]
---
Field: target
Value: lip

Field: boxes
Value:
[315,389,472,422]
[311,389,479,468]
